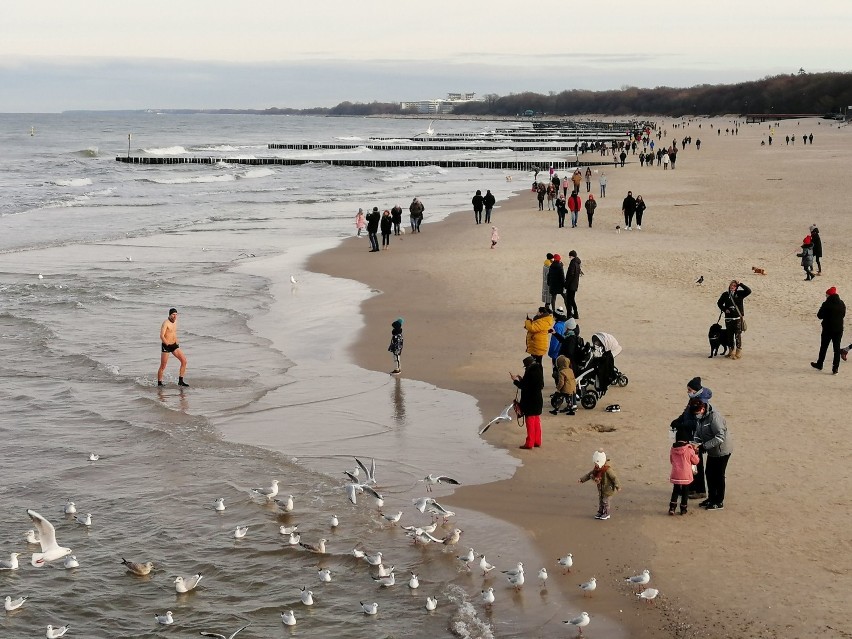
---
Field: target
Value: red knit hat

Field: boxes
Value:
[553,254,561,261]
[803,236,812,244]
[826,287,837,296]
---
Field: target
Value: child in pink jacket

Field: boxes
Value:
[670,428,700,515]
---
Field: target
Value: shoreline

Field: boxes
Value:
[308,116,852,639]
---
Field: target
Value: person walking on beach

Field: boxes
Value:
[355,208,366,236]
[584,194,597,228]
[483,189,496,223]
[542,253,554,307]
[717,280,750,360]
[409,198,424,233]
[536,183,546,211]
[621,191,636,230]
[490,226,500,249]
[567,191,582,228]
[380,209,393,250]
[669,426,701,515]
[584,167,592,193]
[579,449,620,520]
[811,286,845,375]
[158,308,188,387]
[635,195,647,230]
[571,169,582,194]
[547,255,568,312]
[566,250,582,319]
[598,172,607,198]
[390,204,403,236]
[561,175,570,198]
[471,190,484,225]
[366,206,381,252]
[797,235,815,281]
[810,224,822,275]
[555,194,567,228]
[388,318,404,375]
[689,398,732,510]
[511,356,544,449]
[524,307,554,364]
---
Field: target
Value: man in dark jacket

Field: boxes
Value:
[717,280,751,359]
[811,286,845,374]
[547,254,567,311]
[366,206,380,252]
[512,356,544,449]
[565,250,582,319]
[810,225,823,274]
[390,204,403,235]
[483,190,496,223]
[471,190,484,224]
[621,191,636,230]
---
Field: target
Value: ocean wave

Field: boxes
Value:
[72,148,99,158]
[148,174,236,185]
[193,145,240,152]
[52,178,93,187]
[336,136,364,141]
[238,168,275,179]
[143,146,188,155]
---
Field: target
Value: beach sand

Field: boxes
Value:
[309,117,852,638]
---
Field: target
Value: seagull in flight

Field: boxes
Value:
[290,275,298,285]
[27,510,72,567]
[480,402,516,434]
[354,457,377,485]
[199,623,252,638]
[420,474,461,492]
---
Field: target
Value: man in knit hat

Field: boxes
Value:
[811,287,845,374]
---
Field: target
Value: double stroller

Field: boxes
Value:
[551,332,628,411]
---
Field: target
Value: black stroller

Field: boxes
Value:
[574,332,628,409]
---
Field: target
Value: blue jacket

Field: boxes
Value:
[548,319,566,360]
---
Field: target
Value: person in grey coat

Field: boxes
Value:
[688,398,732,510]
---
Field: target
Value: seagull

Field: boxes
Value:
[27,510,72,567]
[121,558,154,576]
[441,528,463,546]
[557,553,574,573]
[375,563,394,577]
[75,513,92,527]
[420,474,461,492]
[352,548,365,559]
[46,624,69,638]
[360,601,378,615]
[175,573,203,593]
[276,495,295,513]
[426,596,438,611]
[200,623,252,638]
[300,586,314,606]
[289,275,298,285]
[363,551,383,566]
[373,572,395,587]
[415,120,435,138]
[88,453,100,461]
[63,555,79,569]
[479,402,516,434]
[413,497,429,513]
[126,256,132,262]
[481,587,495,607]
[479,555,496,576]
[408,573,420,589]
[212,498,226,512]
[345,483,363,505]
[506,570,525,590]
[695,275,704,285]
[287,532,301,546]
[426,503,455,522]
[379,510,402,525]
[155,611,174,625]
[354,457,377,485]
[63,502,77,515]
[361,484,383,508]
[279,524,299,536]
[409,529,442,545]
[457,547,476,570]
[502,562,524,578]
[563,612,591,635]
[234,525,249,539]
[538,568,548,586]
[299,538,328,554]
[330,514,339,528]
[251,479,279,500]
[579,577,597,597]
[318,568,332,583]
[637,587,660,604]
[38,274,44,280]
[5,595,27,611]
[25,530,40,544]
[280,610,296,626]
[0,553,20,570]
[625,569,651,588]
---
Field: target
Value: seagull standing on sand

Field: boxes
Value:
[420,474,461,492]
[251,479,279,501]
[458,547,476,570]
[479,555,496,576]
[174,573,203,593]
[506,569,525,590]
[563,612,591,635]
[502,562,524,578]
[625,569,651,589]
[538,568,548,586]
[479,402,516,434]
[481,587,495,607]
[637,588,660,604]
[4,595,27,611]
[121,558,154,576]
[199,623,252,638]
[27,510,72,567]
[557,553,574,573]
[579,577,597,597]
[280,611,296,626]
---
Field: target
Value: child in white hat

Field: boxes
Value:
[578,449,621,520]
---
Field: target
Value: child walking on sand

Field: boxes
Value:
[579,450,620,520]
[490,226,500,249]
[355,208,366,236]
[669,428,700,515]
[388,318,404,375]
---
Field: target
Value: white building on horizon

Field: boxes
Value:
[400,92,482,114]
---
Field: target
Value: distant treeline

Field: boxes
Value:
[453,71,852,117]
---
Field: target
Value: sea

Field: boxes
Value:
[0,113,625,638]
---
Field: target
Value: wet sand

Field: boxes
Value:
[309,117,852,638]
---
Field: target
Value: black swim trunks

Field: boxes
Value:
[161,342,179,353]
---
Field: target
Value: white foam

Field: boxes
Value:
[150,174,236,185]
[144,146,188,155]
[239,168,275,179]
[446,585,494,639]
[52,178,92,187]
[336,136,364,141]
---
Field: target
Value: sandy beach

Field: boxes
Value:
[309,117,852,639]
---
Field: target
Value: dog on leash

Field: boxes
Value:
[708,323,730,358]
[752,266,766,275]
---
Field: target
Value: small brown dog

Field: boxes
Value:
[752,266,766,275]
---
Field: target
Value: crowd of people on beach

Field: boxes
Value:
[354,198,426,252]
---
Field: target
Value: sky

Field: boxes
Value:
[1,0,849,112]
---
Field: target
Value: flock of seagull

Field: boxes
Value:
[2,454,659,637]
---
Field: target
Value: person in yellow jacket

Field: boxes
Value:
[525,307,554,363]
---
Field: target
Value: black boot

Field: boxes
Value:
[680,503,688,515]
[668,501,677,516]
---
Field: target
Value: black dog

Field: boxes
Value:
[708,323,730,358]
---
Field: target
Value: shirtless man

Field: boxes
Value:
[158,308,188,387]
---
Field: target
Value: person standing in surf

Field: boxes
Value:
[158,308,188,387]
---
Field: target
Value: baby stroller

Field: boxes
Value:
[574,332,628,409]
